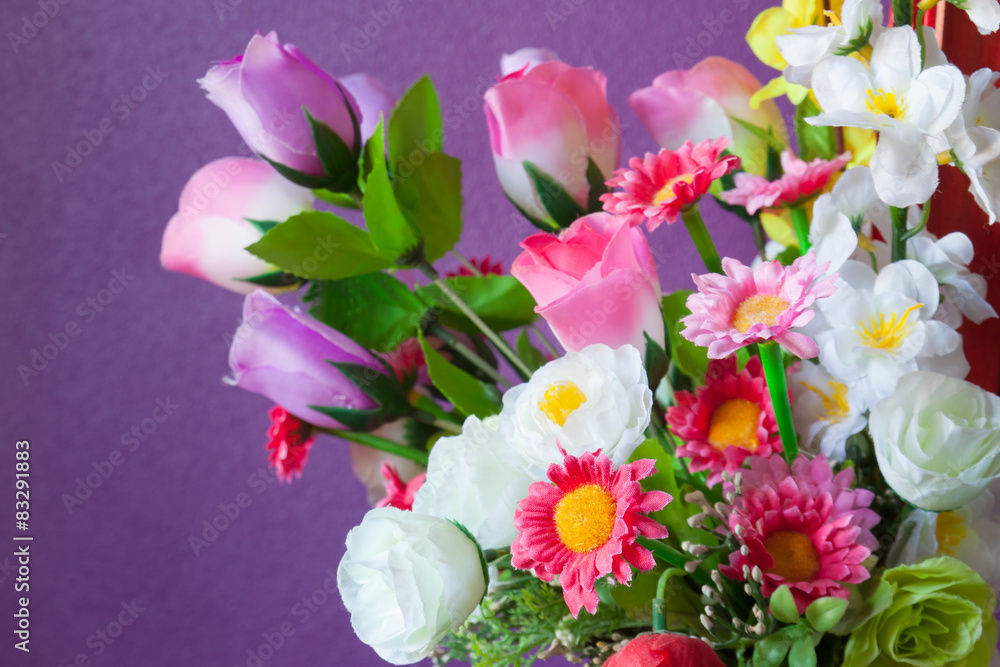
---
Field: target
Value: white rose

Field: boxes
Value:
[498,344,651,477]
[337,508,487,664]
[870,371,1000,511]
[412,416,532,549]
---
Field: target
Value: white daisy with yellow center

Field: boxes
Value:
[806,25,966,207]
[812,259,964,405]
[498,344,652,478]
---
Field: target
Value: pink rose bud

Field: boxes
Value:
[340,73,396,143]
[499,47,559,77]
[484,55,621,225]
[512,212,664,354]
[160,157,313,293]
[629,57,787,175]
[199,31,367,176]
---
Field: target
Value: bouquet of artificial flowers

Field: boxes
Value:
[162,1,1000,664]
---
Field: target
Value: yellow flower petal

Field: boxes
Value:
[761,211,799,249]
[844,127,877,167]
[784,0,825,25]
[747,7,797,70]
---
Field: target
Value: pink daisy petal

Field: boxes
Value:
[720,150,851,215]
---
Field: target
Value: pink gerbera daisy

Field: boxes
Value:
[266,406,316,483]
[375,462,425,511]
[601,138,740,231]
[666,357,783,487]
[720,150,851,215]
[720,454,879,613]
[511,450,671,617]
[681,253,837,359]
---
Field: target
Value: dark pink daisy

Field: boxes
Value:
[720,454,879,613]
[511,450,671,617]
[266,406,316,483]
[666,357,782,487]
[681,253,837,359]
[375,462,425,511]
[600,138,740,231]
[719,150,851,215]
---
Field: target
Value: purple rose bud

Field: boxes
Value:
[227,290,384,429]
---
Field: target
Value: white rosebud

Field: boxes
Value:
[337,508,487,664]
[498,344,651,477]
[871,371,1000,511]
[412,415,532,550]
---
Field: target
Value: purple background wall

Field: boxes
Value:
[1,0,772,664]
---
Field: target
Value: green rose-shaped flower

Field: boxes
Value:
[844,557,997,667]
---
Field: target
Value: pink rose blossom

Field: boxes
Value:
[720,150,852,215]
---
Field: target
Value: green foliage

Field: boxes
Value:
[418,274,537,333]
[523,160,586,228]
[246,211,393,280]
[304,273,426,352]
[308,361,411,431]
[805,597,848,634]
[795,96,837,162]
[628,439,706,548]
[892,0,912,29]
[418,331,499,419]
[393,153,463,261]
[306,109,360,193]
[388,75,443,172]
[516,330,547,373]
[363,154,420,256]
[362,116,386,185]
[769,585,801,625]
[661,290,709,383]
[585,157,610,213]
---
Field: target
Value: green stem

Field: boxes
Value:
[890,205,909,262]
[417,260,533,380]
[681,204,723,274]
[758,342,798,465]
[530,323,561,358]
[429,323,510,389]
[915,9,927,68]
[652,568,678,633]
[327,428,430,466]
[450,249,481,276]
[636,537,688,569]
[901,202,930,244]
[750,217,767,259]
[791,207,811,253]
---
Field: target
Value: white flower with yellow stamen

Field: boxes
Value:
[949,0,1000,36]
[498,344,651,479]
[808,26,966,207]
[808,166,891,276]
[812,260,965,406]
[946,68,1000,223]
[789,360,868,461]
[776,0,883,88]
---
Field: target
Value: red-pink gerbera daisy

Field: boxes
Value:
[266,405,316,483]
[681,253,837,359]
[511,450,671,617]
[720,150,851,215]
[375,462,425,511]
[601,138,740,231]
[445,255,504,278]
[720,454,879,613]
[666,357,782,487]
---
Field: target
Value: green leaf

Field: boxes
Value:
[418,331,499,418]
[388,75,443,172]
[795,96,837,162]
[892,0,912,29]
[833,19,873,56]
[246,211,392,280]
[523,161,586,228]
[306,109,359,193]
[312,189,359,209]
[730,117,786,152]
[393,152,463,262]
[788,636,817,667]
[363,157,420,257]
[586,157,610,213]
[308,361,411,432]
[304,273,427,352]
[362,115,387,184]
[417,274,537,333]
[753,633,792,667]
[504,193,560,232]
[775,245,802,266]
[516,330,547,373]
[806,596,848,634]
[770,585,801,625]
[628,439,704,547]
[644,332,669,393]
[260,154,334,189]
[236,270,300,289]
[661,290,709,383]
[245,218,281,234]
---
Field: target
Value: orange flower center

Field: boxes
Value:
[554,484,617,554]
[732,295,790,333]
[763,530,820,583]
[653,173,695,205]
[935,511,967,556]
[707,399,761,453]
[539,382,587,426]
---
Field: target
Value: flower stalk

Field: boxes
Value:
[681,204,723,274]
[791,207,811,252]
[757,342,798,464]
[326,428,430,466]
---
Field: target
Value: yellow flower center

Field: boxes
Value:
[707,399,761,453]
[653,173,695,205]
[857,304,922,352]
[866,88,907,119]
[732,295,790,333]
[538,382,587,427]
[764,530,821,583]
[799,379,851,424]
[935,511,967,556]
[554,484,617,553]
